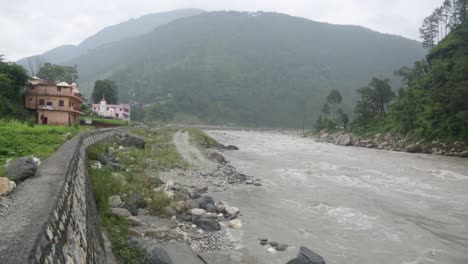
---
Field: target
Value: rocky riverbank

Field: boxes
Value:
[315,129,468,157]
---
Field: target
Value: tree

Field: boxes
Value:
[354,78,395,123]
[0,59,29,117]
[322,103,331,115]
[326,89,342,117]
[91,80,119,104]
[337,108,349,129]
[37,62,78,83]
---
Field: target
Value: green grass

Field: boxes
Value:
[185,128,222,151]
[132,127,188,170]
[80,115,129,126]
[0,119,91,175]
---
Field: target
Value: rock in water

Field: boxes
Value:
[225,145,239,150]
[208,152,227,164]
[0,177,16,196]
[335,134,353,146]
[193,218,221,232]
[459,150,468,157]
[5,157,38,181]
[275,244,288,251]
[286,246,326,264]
[147,247,173,264]
[229,219,242,229]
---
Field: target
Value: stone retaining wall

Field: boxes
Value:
[28,129,122,264]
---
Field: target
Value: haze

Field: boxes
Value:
[1,0,442,61]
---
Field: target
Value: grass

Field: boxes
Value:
[87,127,188,263]
[185,128,222,152]
[80,115,129,126]
[0,119,91,176]
[132,127,188,170]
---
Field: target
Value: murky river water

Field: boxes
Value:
[206,130,468,264]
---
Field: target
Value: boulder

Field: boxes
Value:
[110,208,131,218]
[147,247,173,264]
[215,201,229,213]
[275,244,288,251]
[126,216,141,226]
[5,157,38,181]
[128,193,147,209]
[208,152,227,164]
[190,195,215,210]
[121,202,138,216]
[406,144,421,153]
[229,219,242,229]
[205,203,217,213]
[286,246,326,264]
[163,206,178,217]
[460,150,468,158]
[108,195,122,208]
[225,206,240,216]
[120,135,146,149]
[334,134,353,146]
[190,208,207,217]
[193,218,221,232]
[175,201,187,212]
[97,153,110,165]
[225,145,239,150]
[0,177,16,196]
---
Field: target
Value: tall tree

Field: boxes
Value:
[0,59,29,117]
[354,78,395,123]
[37,62,78,83]
[91,80,119,104]
[326,89,342,117]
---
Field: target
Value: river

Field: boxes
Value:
[206,130,468,264]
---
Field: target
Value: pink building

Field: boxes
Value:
[92,98,131,121]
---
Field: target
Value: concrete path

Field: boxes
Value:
[0,137,77,264]
[173,131,216,170]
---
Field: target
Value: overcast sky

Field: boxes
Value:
[1,0,442,61]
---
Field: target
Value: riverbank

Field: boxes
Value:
[87,127,266,263]
[314,129,468,158]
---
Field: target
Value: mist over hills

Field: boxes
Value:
[16,9,204,71]
[20,10,425,127]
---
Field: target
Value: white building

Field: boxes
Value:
[92,97,130,121]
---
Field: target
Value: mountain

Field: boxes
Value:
[68,11,425,127]
[16,9,205,72]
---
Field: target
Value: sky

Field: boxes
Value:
[1,0,443,61]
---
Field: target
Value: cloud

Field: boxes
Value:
[0,0,442,61]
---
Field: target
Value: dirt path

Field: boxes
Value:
[173,130,216,170]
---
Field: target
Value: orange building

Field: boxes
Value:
[25,78,85,125]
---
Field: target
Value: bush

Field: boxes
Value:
[149,190,173,216]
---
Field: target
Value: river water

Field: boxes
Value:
[206,130,468,264]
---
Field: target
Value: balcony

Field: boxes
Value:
[27,89,85,102]
[39,105,84,114]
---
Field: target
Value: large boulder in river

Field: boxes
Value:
[208,152,227,164]
[225,145,239,150]
[0,177,16,196]
[334,134,353,146]
[5,156,38,181]
[286,247,326,264]
[120,135,146,149]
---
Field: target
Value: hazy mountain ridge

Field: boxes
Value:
[16,9,205,72]
[62,11,424,127]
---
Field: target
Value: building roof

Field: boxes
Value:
[56,81,71,87]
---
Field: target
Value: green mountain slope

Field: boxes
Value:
[16,9,204,72]
[69,11,425,127]
[386,22,468,141]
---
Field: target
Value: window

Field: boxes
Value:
[46,102,52,106]
[57,87,61,92]
[59,100,64,107]
[39,99,45,105]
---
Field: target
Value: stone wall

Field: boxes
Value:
[28,129,121,264]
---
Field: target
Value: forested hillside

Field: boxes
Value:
[66,11,424,127]
[350,1,468,142]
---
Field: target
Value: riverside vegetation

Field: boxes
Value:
[87,127,258,263]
